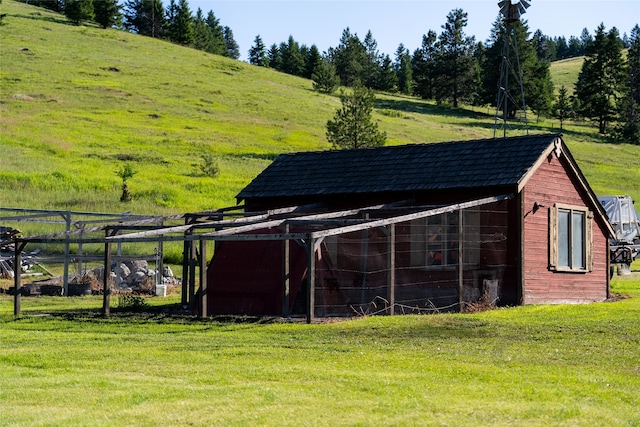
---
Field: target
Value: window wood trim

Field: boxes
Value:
[549,203,593,273]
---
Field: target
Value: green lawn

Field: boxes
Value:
[0,275,638,426]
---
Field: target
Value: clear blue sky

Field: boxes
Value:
[188,1,639,61]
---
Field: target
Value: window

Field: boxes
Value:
[550,204,593,272]
[410,210,480,268]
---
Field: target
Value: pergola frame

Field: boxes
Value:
[10,194,513,322]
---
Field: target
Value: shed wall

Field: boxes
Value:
[522,151,609,303]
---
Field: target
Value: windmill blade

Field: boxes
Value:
[520,0,531,10]
[498,0,511,17]
[516,2,527,16]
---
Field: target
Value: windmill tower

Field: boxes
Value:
[494,0,531,138]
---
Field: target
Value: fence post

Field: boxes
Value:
[199,239,207,318]
[387,224,395,315]
[282,224,290,316]
[13,241,27,317]
[306,236,315,324]
[102,227,114,316]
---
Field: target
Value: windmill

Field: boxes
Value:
[494,0,531,138]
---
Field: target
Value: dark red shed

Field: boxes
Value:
[206,134,614,318]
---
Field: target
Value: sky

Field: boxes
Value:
[188,0,639,61]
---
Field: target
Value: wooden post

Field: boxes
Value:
[102,228,114,316]
[282,224,290,316]
[458,209,464,311]
[13,241,26,317]
[62,212,70,297]
[199,239,207,318]
[181,227,191,308]
[189,238,197,309]
[306,237,316,324]
[387,224,395,315]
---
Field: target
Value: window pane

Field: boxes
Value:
[558,210,570,267]
[572,212,585,269]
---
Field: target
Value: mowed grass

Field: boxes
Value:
[0,275,639,426]
[1,0,639,220]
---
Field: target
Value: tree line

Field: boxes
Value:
[20,1,640,144]
[252,11,639,145]
[21,0,240,59]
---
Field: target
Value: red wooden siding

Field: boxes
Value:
[522,151,609,303]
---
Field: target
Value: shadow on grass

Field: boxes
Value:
[375,98,493,121]
[11,12,70,26]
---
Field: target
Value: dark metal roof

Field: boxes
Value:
[237,134,561,201]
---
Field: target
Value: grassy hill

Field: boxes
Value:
[1,0,639,219]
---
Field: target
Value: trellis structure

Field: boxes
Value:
[9,194,515,323]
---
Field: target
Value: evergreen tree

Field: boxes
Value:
[554,85,571,130]
[433,8,477,107]
[614,24,640,144]
[193,8,213,52]
[165,0,194,45]
[249,35,269,67]
[312,59,340,94]
[94,0,121,29]
[268,43,282,71]
[123,0,164,38]
[377,54,397,92]
[223,26,240,59]
[280,35,305,76]
[574,24,626,134]
[362,30,381,89]
[326,85,386,149]
[555,36,569,59]
[412,30,437,99]
[304,45,322,79]
[479,17,553,119]
[332,28,367,87]
[205,10,226,55]
[395,44,413,95]
[64,0,94,25]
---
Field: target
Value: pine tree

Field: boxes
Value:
[64,0,94,25]
[433,8,477,107]
[166,0,193,45]
[249,35,269,67]
[304,45,322,79]
[94,0,121,29]
[554,85,571,130]
[123,0,164,38]
[479,17,553,118]
[268,43,282,71]
[362,30,381,89]
[193,8,213,52]
[312,60,340,94]
[394,44,413,95]
[332,28,367,87]
[280,35,305,76]
[223,26,240,59]
[574,24,626,134]
[377,54,397,92]
[412,30,437,100]
[205,10,226,55]
[326,85,386,149]
[614,24,640,144]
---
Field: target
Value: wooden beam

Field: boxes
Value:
[310,195,515,240]
[181,227,192,308]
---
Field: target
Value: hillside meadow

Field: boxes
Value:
[1,0,639,223]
